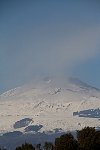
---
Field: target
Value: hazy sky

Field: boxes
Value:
[0,0,100,92]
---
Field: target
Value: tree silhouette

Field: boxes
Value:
[55,133,78,150]
[43,142,54,150]
[77,127,96,150]
[15,142,35,150]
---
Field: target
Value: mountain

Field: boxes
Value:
[69,77,100,91]
[0,77,100,149]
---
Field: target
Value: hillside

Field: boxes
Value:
[0,77,100,149]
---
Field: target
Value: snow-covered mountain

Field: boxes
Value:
[0,77,100,149]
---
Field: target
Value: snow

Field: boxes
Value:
[0,77,100,148]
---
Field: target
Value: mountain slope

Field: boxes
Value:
[0,77,100,149]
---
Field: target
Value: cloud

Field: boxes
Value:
[2,25,100,81]
[24,25,100,76]
[0,0,100,91]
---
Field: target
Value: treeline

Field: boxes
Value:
[1,127,100,150]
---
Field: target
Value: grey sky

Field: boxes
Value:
[0,0,100,92]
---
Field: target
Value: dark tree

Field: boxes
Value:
[91,130,100,150]
[15,142,35,150]
[77,127,96,150]
[55,133,78,150]
[35,144,41,150]
[43,142,54,150]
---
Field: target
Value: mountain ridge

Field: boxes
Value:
[0,77,100,149]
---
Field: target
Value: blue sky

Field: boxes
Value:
[0,0,100,92]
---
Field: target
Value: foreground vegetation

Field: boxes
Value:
[0,127,100,150]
